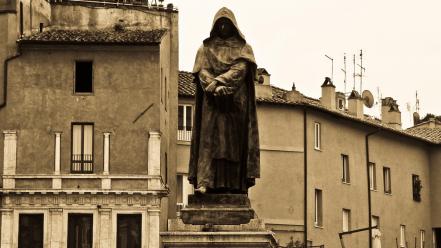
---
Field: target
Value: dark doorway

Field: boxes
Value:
[18,214,44,248]
[68,214,93,248]
[117,214,142,248]
[434,228,441,248]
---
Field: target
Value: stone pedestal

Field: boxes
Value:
[181,194,254,225]
[161,218,277,248]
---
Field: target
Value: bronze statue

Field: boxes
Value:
[189,7,260,194]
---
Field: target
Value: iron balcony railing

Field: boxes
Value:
[72,154,93,173]
[177,129,192,142]
[48,0,177,10]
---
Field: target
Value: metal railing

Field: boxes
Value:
[72,154,93,173]
[49,0,177,10]
[177,129,192,142]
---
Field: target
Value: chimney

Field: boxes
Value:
[254,68,272,99]
[283,82,302,102]
[347,90,363,118]
[381,97,402,129]
[320,77,336,109]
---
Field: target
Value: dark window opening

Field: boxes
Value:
[75,61,93,93]
[413,174,422,202]
[68,214,93,248]
[19,214,44,248]
[117,214,142,248]
[71,123,94,173]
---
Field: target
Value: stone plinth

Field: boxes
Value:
[181,194,254,225]
[161,218,278,248]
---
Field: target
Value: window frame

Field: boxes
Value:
[71,122,94,173]
[74,60,94,95]
[314,189,323,227]
[383,167,392,194]
[341,154,350,183]
[369,162,377,190]
[412,174,422,202]
[116,214,142,248]
[314,122,321,150]
[342,208,351,232]
[67,213,94,248]
[420,230,425,248]
[178,104,193,131]
[400,225,406,247]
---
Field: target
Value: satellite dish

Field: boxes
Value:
[362,90,374,108]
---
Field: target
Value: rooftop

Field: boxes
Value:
[178,71,441,144]
[19,28,168,45]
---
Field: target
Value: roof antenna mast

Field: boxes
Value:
[416,91,420,114]
[325,54,334,82]
[352,54,356,91]
[358,49,366,93]
[341,53,347,94]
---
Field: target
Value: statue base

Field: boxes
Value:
[180,194,254,225]
[161,218,278,248]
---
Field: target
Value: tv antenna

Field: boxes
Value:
[341,53,347,94]
[352,54,356,90]
[358,50,366,93]
[415,90,420,113]
[325,54,334,81]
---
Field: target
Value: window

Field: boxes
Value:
[177,174,194,212]
[342,209,351,232]
[338,98,344,110]
[72,123,94,173]
[383,167,392,194]
[372,215,380,228]
[75,61,93,93]
[400,225,406,248]
[68,214,93,248]
[420,230,425,248]
[117,214,142,248]
[19,214,44,248]
[314,189,323,227]
[413,174,422,202]
[369,162,377,190]
[178,104,193,141]
[342,154,350,183]
[314,122,321,150]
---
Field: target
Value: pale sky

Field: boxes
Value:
[172,0,441,128]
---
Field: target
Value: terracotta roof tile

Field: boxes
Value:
[178,71,441,144]
[19,28,167,45]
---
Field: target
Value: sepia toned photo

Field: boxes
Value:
[1,0,440,247]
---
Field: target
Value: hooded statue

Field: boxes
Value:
[188,7,260,194]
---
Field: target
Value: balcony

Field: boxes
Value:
[177,129,192,142]
[48,0,177,10]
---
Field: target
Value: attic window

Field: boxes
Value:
[338,98,344,110]
[75,61,93,94]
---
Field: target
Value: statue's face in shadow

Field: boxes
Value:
[215,17,236,39]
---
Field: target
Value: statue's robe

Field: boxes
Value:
[188,7,260,193]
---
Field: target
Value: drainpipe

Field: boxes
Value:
[366,128,381,248]
[1,47,22,110]
[303,107,308,247]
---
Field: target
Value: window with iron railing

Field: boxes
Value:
[178,104,193,141]
[71,123,94,173]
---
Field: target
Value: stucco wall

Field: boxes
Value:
[430,147,441,227]
[0,45,161,175]
[306,111,432,248]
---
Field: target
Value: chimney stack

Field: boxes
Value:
[348,90,364,118]
[381,97,402,129]
[320,77,336,109]
[254,68,273,99]
[283,82,302,102]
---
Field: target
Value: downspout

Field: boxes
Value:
[303,107,308,247]
[1,46,22,110]
[366,128,381,248]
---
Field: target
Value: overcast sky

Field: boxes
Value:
[172,0,441,128]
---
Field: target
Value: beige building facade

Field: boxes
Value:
[177,70,441,248]
[0,0,178,247]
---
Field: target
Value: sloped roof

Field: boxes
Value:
[19,28,167,45]
[178,71,441,144]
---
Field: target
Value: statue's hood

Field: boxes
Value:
[208,7,246,41]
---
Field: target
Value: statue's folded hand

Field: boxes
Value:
[205,81,217,93]
[214,86,232,96]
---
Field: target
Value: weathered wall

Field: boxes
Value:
[0,45,160,176]
[307,111,432,248]
[430,147,441,227]
[50,4,175,30]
